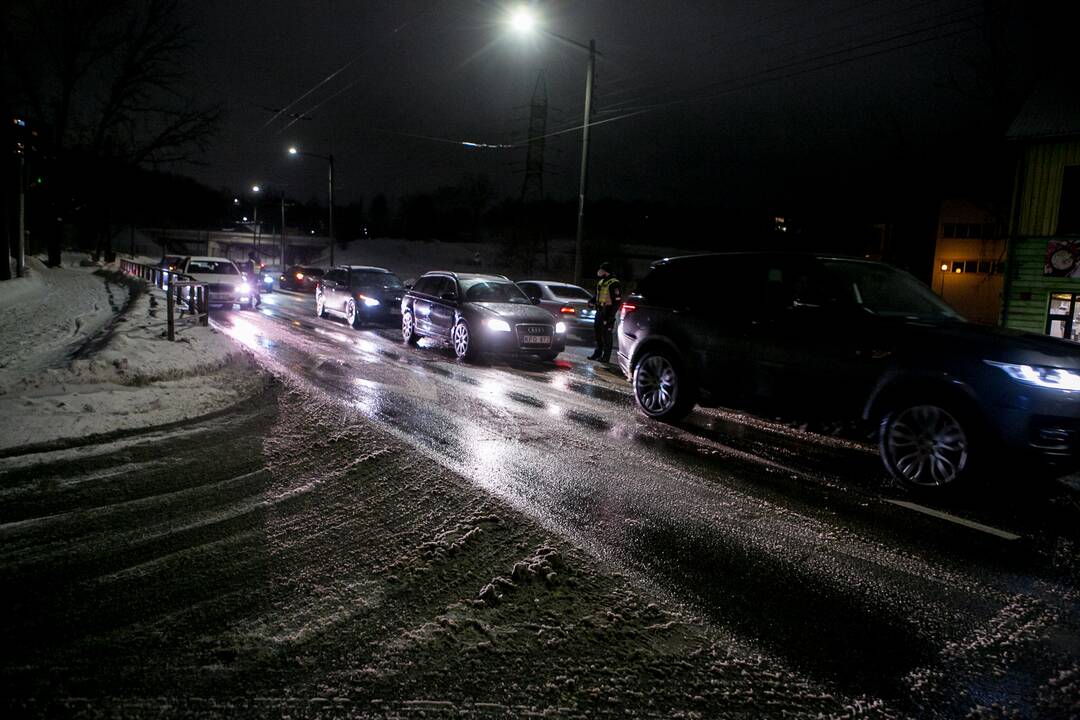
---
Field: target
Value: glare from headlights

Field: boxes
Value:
[985,360,1080,391]
[485,318,512,332]
[555,321,566,334]
[263,274,273,282]
[359,294,380,307]
[237,282,251,294]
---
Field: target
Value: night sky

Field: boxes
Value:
[176,0,1052,212]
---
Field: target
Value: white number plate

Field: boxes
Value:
[522,335,550,344]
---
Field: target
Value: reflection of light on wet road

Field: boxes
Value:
[218,315,270,351]
[351,378,383,417]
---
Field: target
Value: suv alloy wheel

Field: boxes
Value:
[879,400,977,489]
[633,351,694,421]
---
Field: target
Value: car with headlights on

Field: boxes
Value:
[401,272,566,361]
[259,265,280,292]
[516,280,597,339]
[278,265,324,292]
[179,256,253,309]
[617,252,1080,491]
[316,265,406,327]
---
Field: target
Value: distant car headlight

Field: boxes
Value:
[358,294,380,307]
[985,360,1080,391]
[263,274,273,283]
[555,322,566,334]
[485,318,512,333]
[237,282,251,294]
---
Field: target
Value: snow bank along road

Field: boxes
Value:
[0,261,264,453]
[2,289,1079,718]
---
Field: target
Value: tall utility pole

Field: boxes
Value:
[328,153,335,267]
[280,192,287,268]
[521,71,548,269]
[573,39,596,286]
[521,71,547,203]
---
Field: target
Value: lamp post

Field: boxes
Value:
[287,146,335,266]
[251,185,262,255]
[251,184,290,268]
[508,7,596,285]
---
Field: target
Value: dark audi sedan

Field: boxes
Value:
[401,272,566,361]
[617,252,1080,491]
[316,265,405,327]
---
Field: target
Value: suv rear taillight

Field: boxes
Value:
[620,303,637,320]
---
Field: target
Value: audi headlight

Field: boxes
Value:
[359,294,380,307]
[985,360,1080,391]
[485,318,511,333]
[555,322,566,334]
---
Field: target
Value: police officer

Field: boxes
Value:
[238,251,262,307]
[588,261,622,362]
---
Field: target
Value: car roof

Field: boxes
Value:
[339,265,392,273]
[518,280,587,288]
[422,271,510,281]
[653,251,874,266]
[186,256,235,263]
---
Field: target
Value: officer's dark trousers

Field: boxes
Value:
[593,305,616,361]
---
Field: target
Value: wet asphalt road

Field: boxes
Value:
[3,288,1080,717]
[217,291,1080,709]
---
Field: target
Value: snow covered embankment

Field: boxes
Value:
[0,266,265,454]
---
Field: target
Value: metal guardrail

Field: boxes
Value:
[120,259,209,341]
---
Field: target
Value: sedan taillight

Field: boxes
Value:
[619,303,637,320]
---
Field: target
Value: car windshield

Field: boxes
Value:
[461,278,531,304]
[187,260,237,275]
[352,271,402,288]
[549,284,591,301]
[823,260,963,321]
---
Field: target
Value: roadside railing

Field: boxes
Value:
[120,259,209,340]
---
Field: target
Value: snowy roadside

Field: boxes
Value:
[0,263,266,454]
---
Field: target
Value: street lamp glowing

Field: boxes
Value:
[252,185,261,193]
[288,146,298,155]
[509,6,536,34]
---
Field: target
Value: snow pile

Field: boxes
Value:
[0,273,264,454]
[0,258,124,387]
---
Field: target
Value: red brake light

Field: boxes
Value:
[559,306,576,314]
[619,303,637,320]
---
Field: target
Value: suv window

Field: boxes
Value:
[325,269,348,284]
[412,275,438,295]
[518,282,541,300]
[434,277,458,298]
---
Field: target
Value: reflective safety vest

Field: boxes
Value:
[597,277,619,305]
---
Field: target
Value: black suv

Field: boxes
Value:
[617,252,1080,490]
[316,265,405,327]
[401,272,567,361]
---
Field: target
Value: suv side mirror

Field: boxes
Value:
[440,292,457,302]
[530,296,541,305]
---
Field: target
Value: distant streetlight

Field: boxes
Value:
[508,6,596,285]
[287,145,335,266]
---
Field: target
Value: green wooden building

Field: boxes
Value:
[1001,79,1080,338]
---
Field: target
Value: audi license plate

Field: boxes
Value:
[522,334,550,345]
